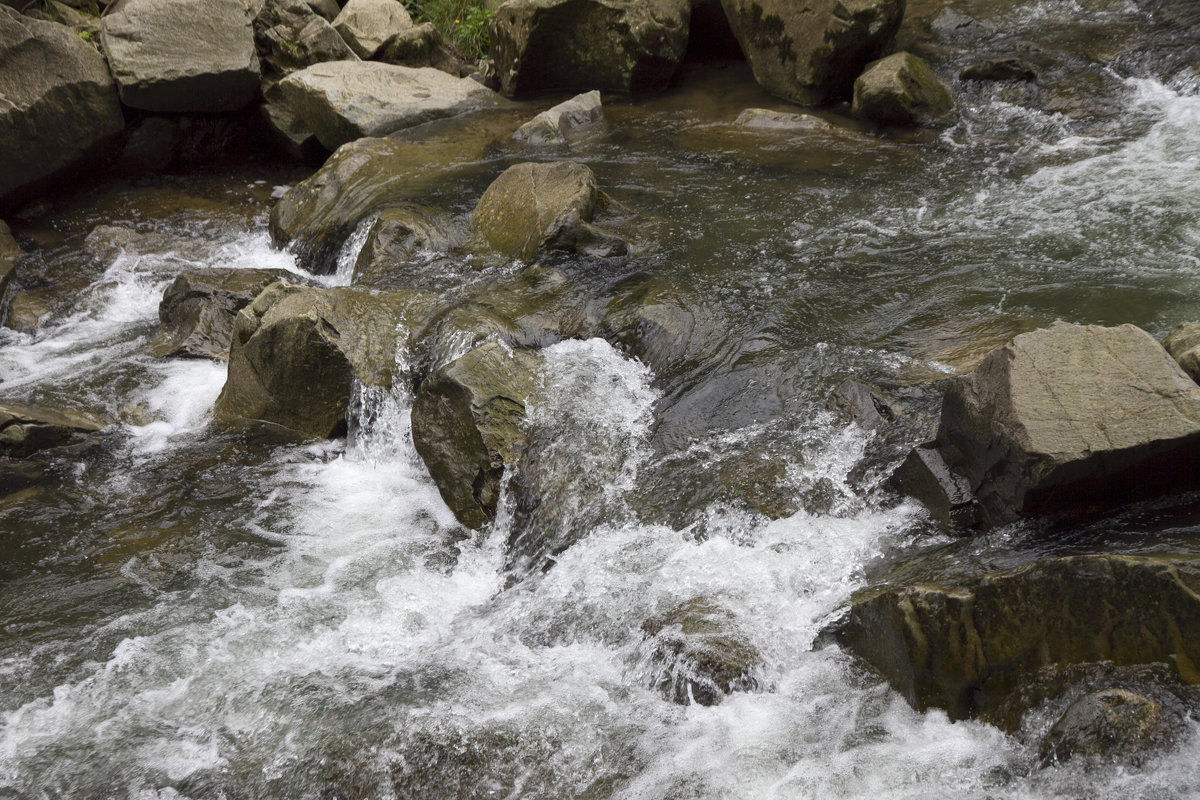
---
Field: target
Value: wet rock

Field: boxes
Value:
[826,379,904,433]
[269,136,491,274]
[488,0,690,96]
[410,341,543,530]
[601,278,713,377]
[279,61,506,150]
[638,598,763,706]
[833,554,1200,728]
[1161,321,1200,385]
[890,444,978,529]
[959,57,1037,83]
[253,0,359,80]
[102,0,261,113]
[734,108,832,131]
[933,323,1200,529]
[852,52,954,126]
[471,161,632,262]
[1039,689,1166,767]
[513,90,604,145]
[0,402,105,457]
[83,225,184,265]
[0,221,20,302]
[720,0,904,105]
[352,205,458,286]
[4,290,52,333]
[0,6,124,206]
[331,0,413,59]
[151,268,297,360]
[215,281,439,438]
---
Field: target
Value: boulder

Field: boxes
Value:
[269,136,490,274]
[0,6,124,206]
[488,0,690,96]
[932,323,1200,529]
[637,598,764,706]
[214,281,439,437]
[833,554,1200,728]
[278,61,506,151]
[734,108,832,131]
[513,90,604,145]
[410,341,543,529]
[959,57,1037,83]
[852,52,954,126]
[261,85,325,163]
[471,161,631,262]
[253,0,359,80]
[150,268,297,360]
[101,0,262,113]
[1039,689,1166,767]
[352,205,458,286]
[331,0,413,59]
[0,402,105,457]
[377,22,460,73]
[1162,321,1200,385]
[719,0,904,105]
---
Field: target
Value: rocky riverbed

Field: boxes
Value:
[2,0,1200,796]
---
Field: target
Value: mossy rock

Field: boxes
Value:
[852,51,954,126]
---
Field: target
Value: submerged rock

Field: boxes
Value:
[833,554,1200,728]
[472,161,632,262]
[488,0,690,96]
[331,0,414,59]
[151,268,296,360]
[513,90,604,145]
[734,108,832,131]
[410,341,543,530]
[1039,689,1167,767]
[279,61,506,151]
[0,402,105,457]
[720,0,904,105]
[931,323,1200,529]
[852,52,954,126]
[0,6,124,206]
[638,598,764,706]
[214,281,439,438]
[101,0,261,113]
[959,57,1038,83]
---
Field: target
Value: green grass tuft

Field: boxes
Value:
[402,0,494,62]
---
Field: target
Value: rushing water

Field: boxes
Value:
[4,0,1200,795]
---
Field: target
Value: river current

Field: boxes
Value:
[3,1,1200,795]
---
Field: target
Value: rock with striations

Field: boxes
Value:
[331,0,414,59]
[0,6,124,206]
[410,341,544,530]
[278,61,506,151]
[150,268,297,361]
[931,322,1200,529]
[719,0,905,105]
[513,90,604,145]
[102,0,261,113]
[852,51,954,126]
[214,281,440,438]
[833,554,1200,728]
[472,161,633,261]
[0,402,105,457]
[488,0,691,97]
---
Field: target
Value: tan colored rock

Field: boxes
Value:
[332,0,413,59]
[1162,320,1200,385]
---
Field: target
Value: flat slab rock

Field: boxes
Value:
[0,402,105,457]
[279,61,506,151]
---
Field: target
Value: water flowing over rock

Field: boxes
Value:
[1039,689,1168,767]
[278,61,506,151]
[472,161,632,261]
[0,402,105,457]
[150,268,298,361]
[215,281,439,438]
[352,205,459,286]
[331,0,414,59]
[101,0,262,113]
[929,323,1200,529]
[852,52,954,126]
[0,6,124,206]
[513,90,604,145]
[488,0,691,96]
[719,0,905,105]
[833,554,1200,728]
[410,341,543,530]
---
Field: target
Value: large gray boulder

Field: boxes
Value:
[278,61,506,151]
[150,268,297,360]
[331,0,413,59]
[932,322,1200,528]
[102,0,261,112]
[852,52,954,126]
[719,0,905,105]
[488,0,690,96]
[833,554,1200,728]
[214,281,439,437]
[0,6,124,205]
[411,341,543,529]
